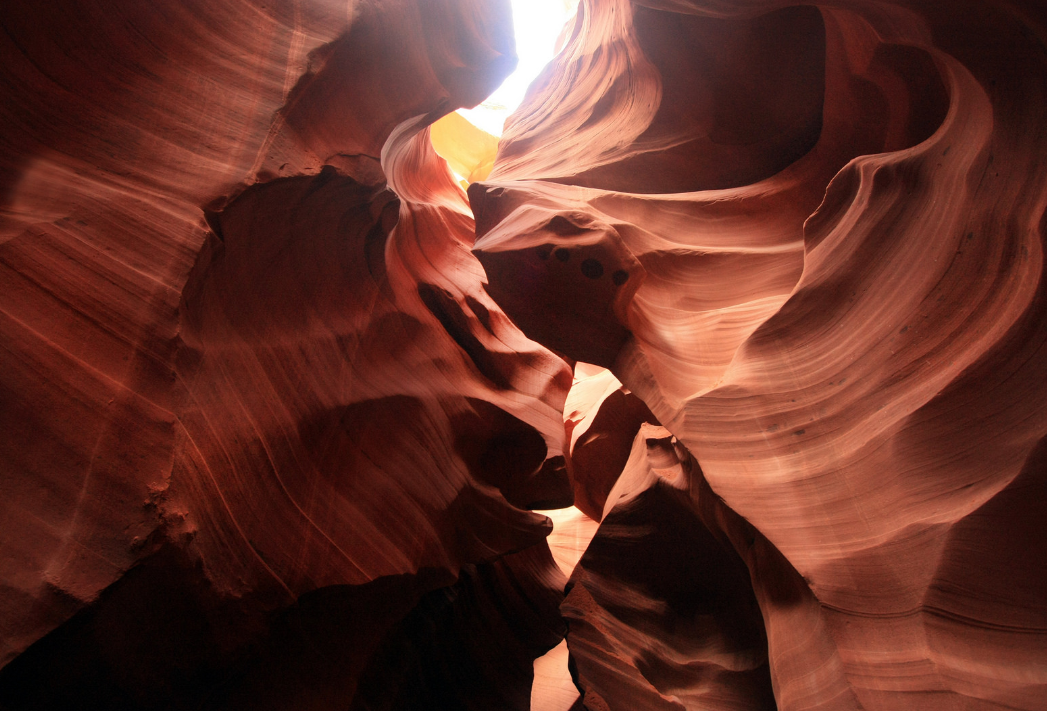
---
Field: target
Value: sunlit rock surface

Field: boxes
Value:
[563,365,659,520]
[2,0,1047,709]
[475,1,1047,710]
[430,111,501,187]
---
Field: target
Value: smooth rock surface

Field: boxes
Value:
[3,0,1047,709]
[474,1,1047,709]
[1,1,571,706]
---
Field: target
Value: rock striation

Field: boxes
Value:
[2,0,1047,709]
[474,1,1047,709]
[2,0,569,706]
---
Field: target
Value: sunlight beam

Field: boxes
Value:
[457,0,579,136]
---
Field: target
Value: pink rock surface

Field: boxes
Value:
[563,366,658,519]
[473,1,1047,709]
[2,0,1047,708]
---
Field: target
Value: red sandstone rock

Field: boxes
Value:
[3,0,1047,709]
[564,425,775,711]
[563,365,658,520]
[1,0,571,704]
[474,1,1047,709]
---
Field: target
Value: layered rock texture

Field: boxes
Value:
[2,0,1046,709]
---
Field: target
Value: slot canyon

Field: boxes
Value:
[1,0,1046,708]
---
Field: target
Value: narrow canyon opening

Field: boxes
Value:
[430,0,581,191]
[1,1,1044,710]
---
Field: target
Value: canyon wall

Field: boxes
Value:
[2,0,1045,709]
[475,1,1047,708]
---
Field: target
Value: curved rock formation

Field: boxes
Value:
[474,1,1047,709]
[1,0,571,705]
[564,425,775,711]
[3,0,1047,709]
[563,365,658,520]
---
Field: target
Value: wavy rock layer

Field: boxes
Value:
[473,1,1047,709]
[0,0,574,705]
[3,0,1047,709]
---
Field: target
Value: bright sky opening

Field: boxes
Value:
[457,0,579,136]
